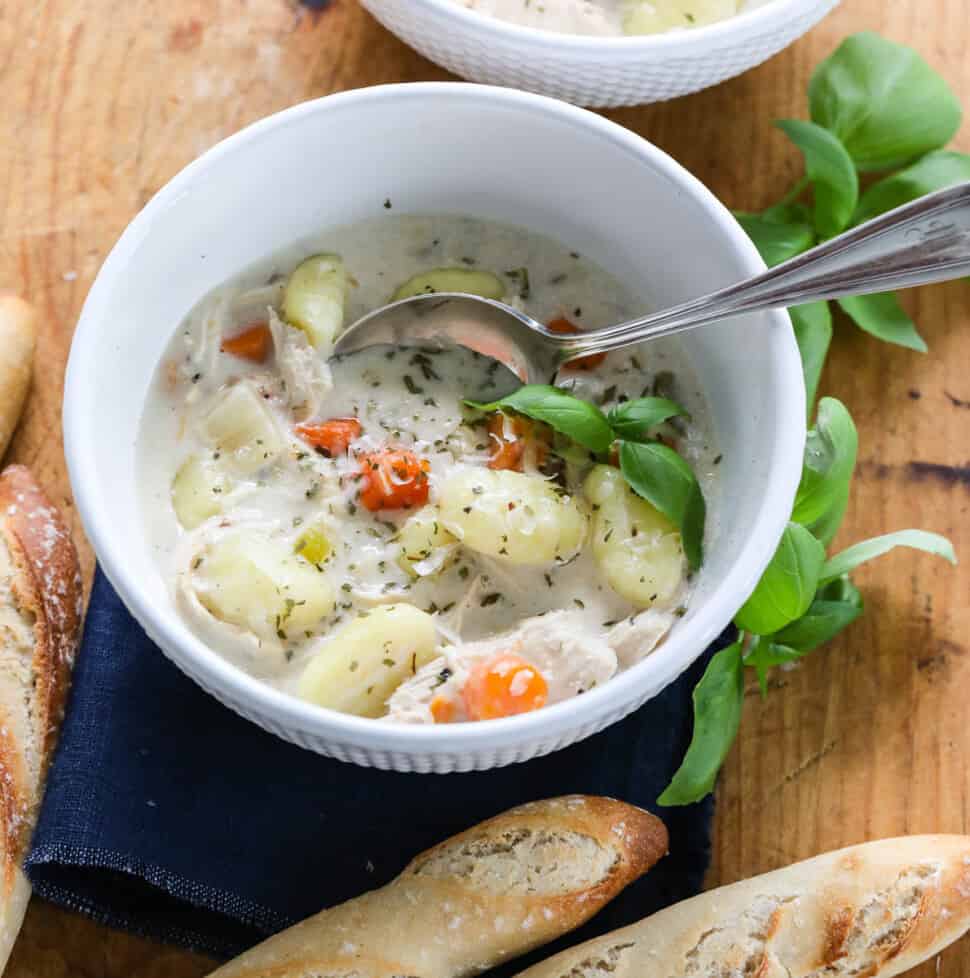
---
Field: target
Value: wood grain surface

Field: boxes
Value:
[1,0,968,975]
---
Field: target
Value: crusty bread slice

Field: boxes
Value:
[0,465,82,971]
[209,795,668,978]
[0,297,36,462]
[510,834,970,978]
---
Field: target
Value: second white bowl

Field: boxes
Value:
[361,0,841,108]
[65,84,805,771]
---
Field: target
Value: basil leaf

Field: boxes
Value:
[761,201,814,225]
[817,575,863,608]
[467,385,613,453]
[790,302,833,412]
[792,397,858,545]
[743,637,802,697]
[657,641,744,806]
[809,32,962,171]
[735,212,815,268]
[607,397,687,441]
[820,530,957,584]
[853,150,970,224]
[734,522,826,635]
[772,597,863,652]
[838,292,927,352]
[776,119,858,237]
[618,441,706,571]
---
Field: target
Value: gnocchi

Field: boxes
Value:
[202,381,285,472]
[298,604,439,717]
[171,454,232,529]
[192,529,336,643]
[623,0,738,34]
[438,468,587,566]
[396,506,458,577]
[282,253,347,353]
[584,465,686,609]
[391,267,505,303]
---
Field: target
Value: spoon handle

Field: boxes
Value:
[565,182,970,357]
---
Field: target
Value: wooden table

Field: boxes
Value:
[1,0,968,974]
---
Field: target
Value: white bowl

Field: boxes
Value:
[65,84,805,772]
[360,0,841,107]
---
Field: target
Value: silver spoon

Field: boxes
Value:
[334,183,970,383]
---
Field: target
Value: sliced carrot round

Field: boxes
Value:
[430,695,458,724]
[463,653,548,721]
[358,449,431,511]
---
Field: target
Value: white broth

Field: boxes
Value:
[138,214,720,723]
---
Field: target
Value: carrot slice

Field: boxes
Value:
[463,653,548,721]
[295,417,362,457]
[548,317,606,371]
[220,321,272,363]
[430,696,458,724]
[486,413,550,472]
[358,449,431,511]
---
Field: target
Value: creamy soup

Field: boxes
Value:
[453,0,768,36]
[139,215,719,723]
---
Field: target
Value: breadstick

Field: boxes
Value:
[0,465,82,970]
[0,296,37,460]
[210,795,668,978]
[512,834,970,978]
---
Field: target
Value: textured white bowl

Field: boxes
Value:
[65,84,805,772]
[361,0,840,107]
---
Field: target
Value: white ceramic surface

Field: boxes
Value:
[360,0,841,108]
[65,84,805,772]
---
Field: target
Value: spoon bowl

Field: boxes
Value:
[333,293,566,384]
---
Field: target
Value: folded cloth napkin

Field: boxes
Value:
[26,567,731,964]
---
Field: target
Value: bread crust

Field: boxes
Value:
[0,296,36,461]
[0,465,82,970]
[209,795,668,978]
[509,834,970,978]
[0,465,83,770]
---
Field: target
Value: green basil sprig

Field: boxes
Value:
[657,641,745,807]
[466,387,705,570]
[659,396,956,806]
[807,31,962,172]
[737,32,968,409]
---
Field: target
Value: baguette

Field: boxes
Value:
[0,465,82,971]
[511,834,970,978]
[209,795,668,978]
[0,297,36,461]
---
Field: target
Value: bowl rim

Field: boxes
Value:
[369,0,825,51]
[65,82,806,758]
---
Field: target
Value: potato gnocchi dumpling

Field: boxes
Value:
[202,381,285,472]
[439,468,587,566]
[282,253,347,353]
[298,604,439,717]
[171,454,232,529]
[623,0,738,34]
[584,465,686,608]
[193,530,335,642]
[391,267,505,303]
[396,506,458,577]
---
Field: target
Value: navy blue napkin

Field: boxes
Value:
[26,567,728,963]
